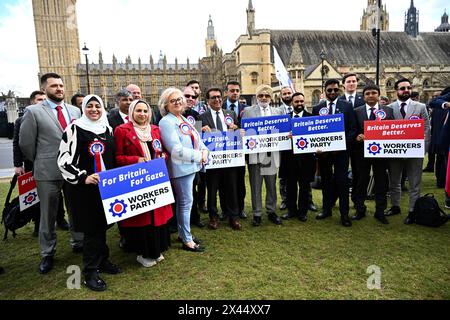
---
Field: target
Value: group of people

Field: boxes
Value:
[4,70,447,292]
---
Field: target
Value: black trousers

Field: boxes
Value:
[286,174,310,216]
[318,151,350,216]
[436,153,447,188]
[83,229,109,275]
[190,173,201,224]
[197,172,207,206]
[206,168,239,219]
[353,156,388,215]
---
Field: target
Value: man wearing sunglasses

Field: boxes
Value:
[242,84,284,227]
[385,78,430,224]
[312,79,357,227]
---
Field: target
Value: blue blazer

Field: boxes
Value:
[338,93,365,109]
[159,113,208,179]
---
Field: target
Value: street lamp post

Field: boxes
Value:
[82,43,90,94]
[320,50,326,93]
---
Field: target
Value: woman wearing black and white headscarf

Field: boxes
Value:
[58,94,121,292]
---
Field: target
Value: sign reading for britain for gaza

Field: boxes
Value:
[364,119,425,158]
[241,115,292,154]
[202,131,245,169]
[98,158,175,225]
[291,114,346,154]
[18,172,40,212]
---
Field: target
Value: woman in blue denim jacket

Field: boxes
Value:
[158,88,209,252]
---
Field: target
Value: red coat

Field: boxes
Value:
[114,122,173,227]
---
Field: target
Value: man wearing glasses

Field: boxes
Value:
[384,78,430,224]
[312,79,357,227]
[222,81,248,220]
[200,88,241,230]
[242,85,284,227]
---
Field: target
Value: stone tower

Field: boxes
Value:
[247,0,255,37]
[435,10,450,32]
[405,0,419,37]
[360,0,389,31]
[205,15,217,57]
[32,0,81,99]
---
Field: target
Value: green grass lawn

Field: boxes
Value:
[0,171,449,300]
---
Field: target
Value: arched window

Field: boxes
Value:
[386,79,395,90]
[251,72,259,85]
[423,79,430,87]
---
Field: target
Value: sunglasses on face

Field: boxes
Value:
[326,88,340,93]
[184,94,198,99]
[258,94,271,98]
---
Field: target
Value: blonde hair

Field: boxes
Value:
[158,87,185,117]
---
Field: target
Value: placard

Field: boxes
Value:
[18,172,40,211]
[202,131,245,169]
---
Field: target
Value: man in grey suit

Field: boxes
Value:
[19,73,84,274]
[385,78,431,224]
[242,84,283,226]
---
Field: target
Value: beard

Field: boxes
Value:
[258,102,270,109]
[293,105,304,113]
[46,92,64,103]
[398,93,411,101]
[282,97,292,105]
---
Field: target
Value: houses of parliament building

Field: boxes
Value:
[32,0,450,108]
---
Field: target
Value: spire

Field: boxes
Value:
[405,0,419,37]
[248,0,254,11]
[247,0,255,37]
[98,50,103,65]
[207,14,215,40]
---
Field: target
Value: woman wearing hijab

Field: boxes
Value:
[158,88,209,253]
[58,95,121,292]
[114,100,173,268]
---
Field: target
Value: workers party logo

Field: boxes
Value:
[109,199,128,218]
[23,192,38,206]
[179,123,192,135]
[319,107,329,116]
[296,138,309,150]
[88,140,105,156]
[225,116,234,126]
[152,139,162,152]
[409,115,420,120]
[187,116,196,126]
[367,142,382,156]
[375,110,386,120]
[245,138,258,151]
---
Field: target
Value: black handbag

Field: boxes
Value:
[1,175,40,240]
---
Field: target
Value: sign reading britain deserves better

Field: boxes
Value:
[241,115,292,154]
[98,158,175,224]
[364,119,425,158]
[291,114,346,154]
[202,131,245,169]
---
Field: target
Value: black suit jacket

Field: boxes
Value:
[339,93,365,109]
[279,111,316,182]
[107,108,125,132]
[353,105,394,152]
[312,100,357,151]
[199,108,238,131]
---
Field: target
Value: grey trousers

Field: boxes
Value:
[36,180,84,257]
[248,164,277,217]
[389,158,423,212]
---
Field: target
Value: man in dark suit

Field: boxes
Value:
[222,81,248,220]
[200,88,241,230]
[352,84,394,224]
[281,93,316,222]
[312,79,357,227]
[338,73,365,109]
[107,89,133,131]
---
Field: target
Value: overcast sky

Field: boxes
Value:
[0,0,447,97]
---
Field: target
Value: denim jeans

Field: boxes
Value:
[171,173,195,243]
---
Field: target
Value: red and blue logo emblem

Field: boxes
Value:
[319,107,329,116]
[367,142,382,156]
[375,110,386,120]
[246,138,258,151]
[109,199,128,218]
[179,123,192,135]
[296,138,309,150]
[152,139,162,152]
[187,116,196,126]
[23,192,38,206]
[409,115,420,120]
[88,140,105,156]
[225,116,234,126]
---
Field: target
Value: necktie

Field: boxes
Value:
[216,111,223,131]
[348,95,354,106]
[56,105,67,130]
[400,103,406,119]
[294,114,300,118]
[288,107,293,114]
[125,115,129,122]
[329,102,334,115]
[230,104,236,112]
[369,108,376,120]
